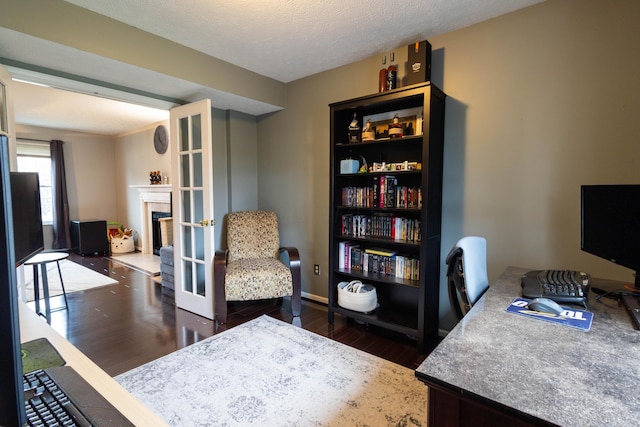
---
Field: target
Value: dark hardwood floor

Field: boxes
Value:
[35,253,437,377]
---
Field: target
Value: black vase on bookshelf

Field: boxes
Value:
[328,83,446,353]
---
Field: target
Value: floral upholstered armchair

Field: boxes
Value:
[213,210,301,323]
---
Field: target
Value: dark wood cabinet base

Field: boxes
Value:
[426,385,556,427]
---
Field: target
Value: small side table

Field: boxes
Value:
[24,252,70,322]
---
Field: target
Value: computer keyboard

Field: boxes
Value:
[24,368,92,426]
[521,269,590,308]
[23,366,134,426]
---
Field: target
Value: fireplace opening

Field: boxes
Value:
[152,211,171,255]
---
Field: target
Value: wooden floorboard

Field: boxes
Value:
[34,253,436,377]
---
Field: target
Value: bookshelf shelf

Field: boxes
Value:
[328,83,446,353]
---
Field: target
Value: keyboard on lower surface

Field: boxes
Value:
[521,269,591,308]
[23,366,134,427]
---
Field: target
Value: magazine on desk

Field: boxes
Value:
[506,297,594,331]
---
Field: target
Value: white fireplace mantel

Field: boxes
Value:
[130,184,172,193]
[130,185,172,254]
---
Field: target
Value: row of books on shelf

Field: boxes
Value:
[342,214,421,243]
[338,242,420,281]
[341,175,422,208]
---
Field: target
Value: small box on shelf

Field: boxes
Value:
[407,40,432,85]
[340,159,360,174]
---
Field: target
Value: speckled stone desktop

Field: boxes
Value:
[416,266,640,426]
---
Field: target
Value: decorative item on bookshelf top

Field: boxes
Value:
[375,40,431,92]
[387,52,397,90]
[407,40,432,85]
[378,55,388,93]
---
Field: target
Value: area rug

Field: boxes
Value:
[116,315,427,426]
[21,259,118,302]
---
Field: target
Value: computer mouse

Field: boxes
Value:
[527,297,565,315]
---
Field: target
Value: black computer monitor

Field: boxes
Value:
[0,134,27,425]
[581,184,640,290]
[10,171,44,266]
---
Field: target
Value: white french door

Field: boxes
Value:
[170,99,215,319]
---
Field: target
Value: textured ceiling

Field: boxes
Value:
[3,0,544,135]
[64,0,543,83]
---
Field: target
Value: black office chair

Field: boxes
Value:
[446,236,489,321]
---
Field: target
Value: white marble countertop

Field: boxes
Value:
[415,266,640,426]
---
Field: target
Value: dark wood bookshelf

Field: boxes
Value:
[329,82,446,353]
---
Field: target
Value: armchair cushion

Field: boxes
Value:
[225,258,293,301]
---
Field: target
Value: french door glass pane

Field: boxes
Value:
[179,117,189,151]
[195,227,204,260]
[193,153,203,187]
[181,190,191,222]
[196,262,205,296]
[181,154,190,186]
[182,260,193,293]
[182,225,192,258]
[191,114,202,150]
[194,190,203,224]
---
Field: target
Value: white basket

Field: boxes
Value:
[337,280,378,313]
[110,235,135,254]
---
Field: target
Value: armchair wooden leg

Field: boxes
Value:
[287,248,302,317]
[214,250,228,324]
[291,290,301,317]
[215,303,228,324]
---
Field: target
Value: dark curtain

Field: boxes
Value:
[50,140,71,249]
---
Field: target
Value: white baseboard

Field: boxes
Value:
[302,291,327,305]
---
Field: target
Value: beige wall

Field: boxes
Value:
[227,110,258,213]
[260,0,640,330]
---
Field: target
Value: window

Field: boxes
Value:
[16,141,53,224]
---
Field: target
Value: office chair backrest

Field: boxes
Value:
[446,236,489,321]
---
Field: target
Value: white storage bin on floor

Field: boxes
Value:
[337,280,378,313]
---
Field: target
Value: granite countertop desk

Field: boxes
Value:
[415,266,640,427]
